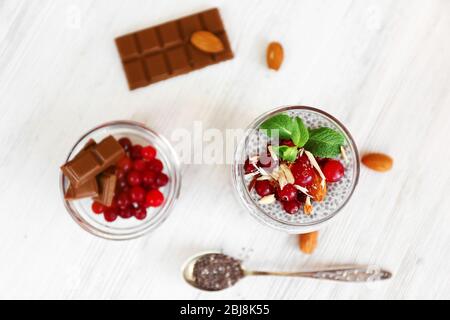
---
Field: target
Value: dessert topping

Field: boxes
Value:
[280,163,295,184]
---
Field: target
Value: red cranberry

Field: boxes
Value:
[255,180,274,197]
[127,170,142,186]
[145,189,164,207]
[118,138,132,152]
[104,207,118,222]
[280,139,295,147]
[277,184,297,202]
[244,159,257,174]
[117,156,133,172]
[323,160,345,182]
[291,156,314,186]
[116,169,126,180]
[119,208,133,219]
[147,159,163,172]
[133,159,147,171]
[282,200,300,214]
[141,170,157,188]
[116,192,130,209]
[316,157,328,168]
[130,145,143,160]
[141,146,157,161]
[116,179,128,192]
[91,201,105,214]
[156,173,169,187]
[134,207,147,220]
[142,201,151,209]
[129,186,145,203]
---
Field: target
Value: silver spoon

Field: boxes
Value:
[183,252,392,291]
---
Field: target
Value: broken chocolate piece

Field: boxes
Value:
[61,151,102,187]
[61,136,124,187]
[94,171,117,207]
[64,139,99,201]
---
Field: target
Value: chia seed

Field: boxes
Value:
[193,254,244,291]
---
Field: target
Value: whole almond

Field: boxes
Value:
[362,153,393,172]
[267,42,284,71]
[299,231,318,255]
[190,31,224,53]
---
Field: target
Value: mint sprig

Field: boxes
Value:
[260,113,345,161]
[304,127,345,158]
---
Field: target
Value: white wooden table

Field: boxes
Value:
[1,0,449,300]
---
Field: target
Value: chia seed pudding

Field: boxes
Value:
[233,106,359,233]
[193,254,244,291]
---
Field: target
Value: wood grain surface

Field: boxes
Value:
[0,0,449,299]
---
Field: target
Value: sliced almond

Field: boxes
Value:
[304,196,313,215]
[280,164,295,184]
[249,155,259,164]
[257,166,270,177]
[340,146,348,163]
[277,170,288,190]
[270,166,280,180]
[257,175,272,181]
[298,148,304,158]
[294,184,312,197]
[299,231,318,254]
[362,153,393,172]
[191,31,224,53]
[259,194,276,205]
[244,170,259,178]
[267,42,284,71]
[304,150,326,188]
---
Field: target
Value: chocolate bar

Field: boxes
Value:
[94,170,117,207]
[61,136,124,187]
[115,8,233,90]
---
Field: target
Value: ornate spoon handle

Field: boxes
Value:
[247,266,392,282]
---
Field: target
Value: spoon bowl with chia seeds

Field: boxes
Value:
[183,252,392,291]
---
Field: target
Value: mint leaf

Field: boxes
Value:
[271,145,288,158]
[305,127,345,158]
[282,146,298,162]
[260,114,295,140]
[272,145,287,155]
[290,121,301,146]
[272,145,298,162]
[291,117,309,147]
